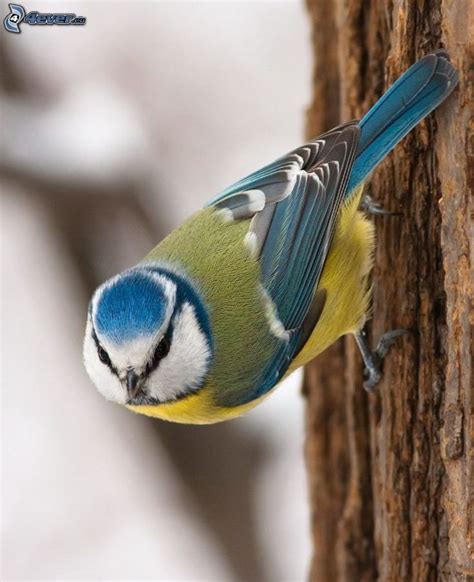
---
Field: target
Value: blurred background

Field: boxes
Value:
[1,2,312,580]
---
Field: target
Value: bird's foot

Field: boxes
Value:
[360,194,401,216]
[354,328,408,392]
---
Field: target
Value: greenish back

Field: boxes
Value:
[145,208,278,407]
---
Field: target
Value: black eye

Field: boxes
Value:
[147,337,170,374]
[155,337,170,360]
[97,345,111,366]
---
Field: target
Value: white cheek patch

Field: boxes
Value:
[145,302,212,402]
[83,319,126,404]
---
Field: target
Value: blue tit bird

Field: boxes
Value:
[84,51,458,424]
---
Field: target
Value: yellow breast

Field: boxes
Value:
[127,383,274,424]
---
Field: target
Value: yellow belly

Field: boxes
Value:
[289,185,374,371]
[127,384,272,424]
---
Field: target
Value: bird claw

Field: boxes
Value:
[355,328,408,392]
[362,359,382,392]
[360,194,401,216]
[375,329,407,359]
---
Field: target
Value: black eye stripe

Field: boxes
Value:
[98,345,111,365]
[155,336,170,359]
[91,326,118,376]
[146,325,174,375]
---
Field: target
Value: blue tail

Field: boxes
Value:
[348,50,458,192]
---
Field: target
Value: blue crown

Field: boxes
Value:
[94,271,169,343]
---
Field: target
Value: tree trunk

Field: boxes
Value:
[303,1,472,580]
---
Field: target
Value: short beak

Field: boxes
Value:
[126,370,141,401]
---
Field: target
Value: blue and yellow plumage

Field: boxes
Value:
[84,51,458,424]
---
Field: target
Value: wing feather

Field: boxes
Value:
[206,122,360,403]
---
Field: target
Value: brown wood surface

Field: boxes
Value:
[304,1,472,580]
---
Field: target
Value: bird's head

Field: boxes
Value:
[83,265,213,407]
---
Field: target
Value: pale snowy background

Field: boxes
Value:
[1,2,312,580]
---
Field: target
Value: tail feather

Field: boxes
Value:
[348,50,458,191]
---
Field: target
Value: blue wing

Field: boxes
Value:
[348,50,458,190]
[205,51,457,406]
[208,123,360,403]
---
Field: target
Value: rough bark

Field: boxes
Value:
[304,1,472,580]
